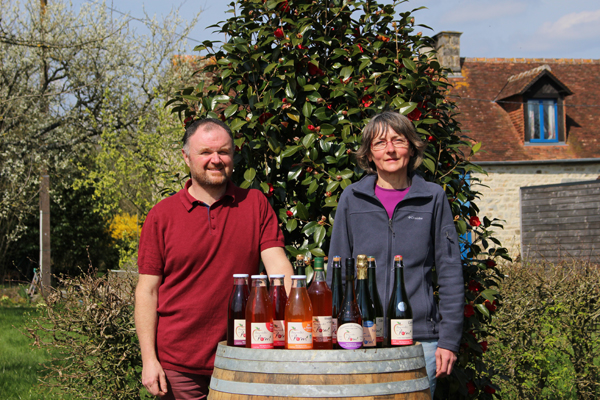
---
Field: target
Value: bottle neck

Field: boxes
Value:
[393,266,405,289]
[234,277,247,285]
[270,278,284,287]
[292,278,307,289]
[313,269,326,282]
[252,278,267,288]
[344,265,355,298]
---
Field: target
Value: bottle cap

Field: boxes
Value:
[314,257,325,271]
[269,274,285,278]
[251,275,268,279]
[233,274,249,278]
[296,254,304,261]
[356,254,367,267]
[291,275,307,279]
[333,256,341,263]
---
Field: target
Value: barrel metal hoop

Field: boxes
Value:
[210,376,431,397]
[215,342,424,362]
[214,356,425,374]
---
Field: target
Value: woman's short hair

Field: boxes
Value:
[355,111,426,175]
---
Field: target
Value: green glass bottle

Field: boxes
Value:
[386,255,413,346]
[367,256,384,347]
[356,255,376,348]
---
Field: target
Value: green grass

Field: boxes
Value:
[0,307,69,400]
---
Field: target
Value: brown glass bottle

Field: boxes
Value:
[285,275,313,349]
[330,256,343,347]
[227,274,249,347]
[246,275,274,349]
[386,255,413,347]
[367,256,384,347]
[336,258,363,350]
[356,255,376,348]
[308,257,332,349]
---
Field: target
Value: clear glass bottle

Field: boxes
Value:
[308,257,332,349]
[367,256,384,347]
[386,255,413,346]
[246,275,273,349]
[269,274,287,349]
[285,275,313,350]
[227,274,249,347]
[336,258,363,350]
[356,255,376,348]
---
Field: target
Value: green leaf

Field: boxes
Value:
[224,104,238,118]
[341,178,352,189]
[302,102,314,118]
[480,289,499,302]
[281,146,301,158]
[181,95,201,101]
[310,248,326,257]
[286,219,297,232]
[302,221,318,235]
[472,142,482,153]
[264,63,278,74]
[296,202,309,220]
[326,181,340,192]
[314,226,326,245]
[302,134,316,148]
[243,168,256,181]
[421,158,435,173]
[476,303,490,318]
[308,179,319,194]
[340,66,353,79]
[288,166,302,181]
[402,58,417,71]
[287,111,300,123]
[229,119,247,132]
[456,219,467,235]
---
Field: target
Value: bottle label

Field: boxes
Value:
[287,321,312,349]
[390,319,413,345]
[362,320,377,347]
[337,323,363,349]
[273,319,285,347]
[313,316,332,342]
[376,317,384,343]
[250,322,273,349]
[233,319,246,346]
[332,318,338,344]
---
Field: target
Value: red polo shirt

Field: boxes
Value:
[137,180,284,375]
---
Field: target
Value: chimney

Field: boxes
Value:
[433,31,462,76]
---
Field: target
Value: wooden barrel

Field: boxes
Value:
[208,341,431,399]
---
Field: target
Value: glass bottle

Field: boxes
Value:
[246,275,273,349]
[336,258,363,349]
[227,274,249,347]
[295,254,306,276]
[307,257,332,349]
[285,275,313,350]
[330,256,343,347]
[367,256,384,347]
[269,274,287,349]
[356,255,376,348]
[386,255,413,346]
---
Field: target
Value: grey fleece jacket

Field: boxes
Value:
[327,172,464,352]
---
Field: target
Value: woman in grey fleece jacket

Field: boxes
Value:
[328,111,464,397]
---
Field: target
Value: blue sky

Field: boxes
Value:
[76,0,600,59]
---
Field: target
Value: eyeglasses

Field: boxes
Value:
[371,137,410,151]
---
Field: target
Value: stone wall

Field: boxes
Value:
[472,162,600,258]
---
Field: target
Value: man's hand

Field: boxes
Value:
[141,358,168,397]
[435,347,457,378]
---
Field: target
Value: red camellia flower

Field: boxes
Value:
[464,304,475,318]
[361,94,373,107]
[486,259,497,268]
[480,340,488,352]
[427,135,435,142]
[466,381,476,395]
[298,44,308,50]
[469,215,481,227]
[277,0,290,12]
[266,183,274,197]
[183,116,193,127]
[258,112,273,124]
[307,63,324,76]
[406,109,421,121]
[357,43,364,53]
[484,300,497,312]
[484,385,496,394]
[307,125,316,131]
[274,28,284,39]
[286,210,293,217]
[468,280,481,293]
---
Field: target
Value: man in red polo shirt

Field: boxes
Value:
[135,118,293,399]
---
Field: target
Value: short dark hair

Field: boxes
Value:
[355,111,426,175]
[182,118,234,154]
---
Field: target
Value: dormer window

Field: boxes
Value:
[496,65,573,145]
[527,99,558,143]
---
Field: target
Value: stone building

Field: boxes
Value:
[434,32,600,260]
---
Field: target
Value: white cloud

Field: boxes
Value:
[518,9,600,53]
[443,1,526,24]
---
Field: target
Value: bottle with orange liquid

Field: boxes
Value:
[227,274,250,347]
[285,275,313,350]
[308,257,332,349]
[246,275,273,349]
[269,274,287,349]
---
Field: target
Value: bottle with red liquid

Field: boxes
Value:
[285,275,313,350]
[336,258,363,349]
[308,257,332,349]
[227,274,250,347]
[269,274,287,349]
[330,256,343,347]
[246,275,274,349]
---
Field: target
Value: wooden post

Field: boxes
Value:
[40,172,51,292]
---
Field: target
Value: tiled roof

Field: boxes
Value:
[448,58,600,162]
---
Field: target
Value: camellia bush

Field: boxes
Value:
[169,0,510,397]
